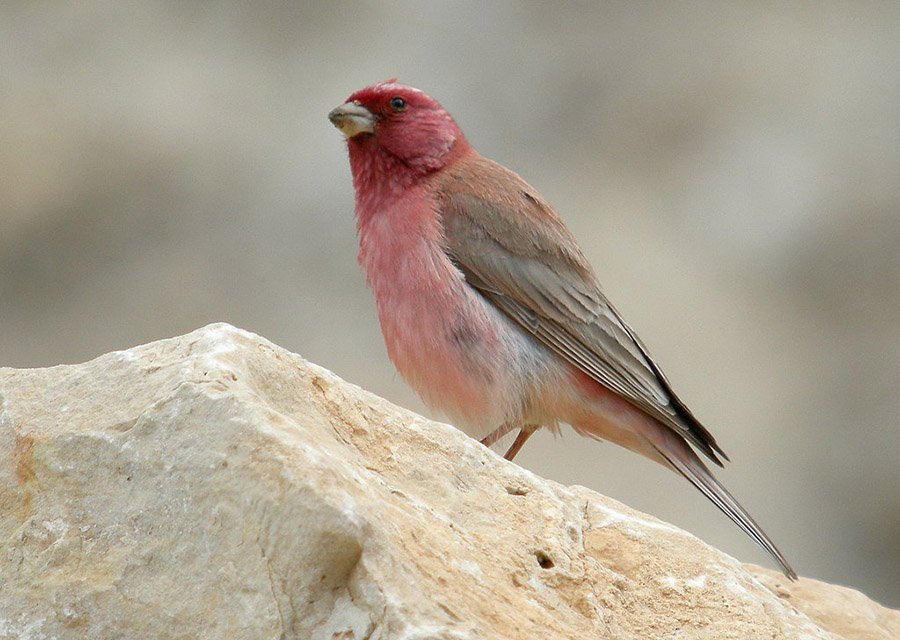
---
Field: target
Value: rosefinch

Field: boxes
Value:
[329,81,796,578]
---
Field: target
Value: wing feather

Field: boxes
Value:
[436,156,727,464]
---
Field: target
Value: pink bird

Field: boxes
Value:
[329,81,796,578]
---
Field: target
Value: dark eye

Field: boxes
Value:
[390,96,407,111]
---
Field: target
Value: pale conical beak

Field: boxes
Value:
[328,102,375,138]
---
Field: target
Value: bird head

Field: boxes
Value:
[329,81,466,173]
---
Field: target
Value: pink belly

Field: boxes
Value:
[375,252,518,432]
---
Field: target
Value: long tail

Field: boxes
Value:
[565,374,796,577]
[655,441,797,579]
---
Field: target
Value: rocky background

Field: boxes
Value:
[2,324,897,638]
[1,2,898,607]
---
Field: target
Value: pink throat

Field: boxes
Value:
[346,136,470,226]
[348,139,415,226]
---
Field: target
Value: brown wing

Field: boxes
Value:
[435,155,727,465]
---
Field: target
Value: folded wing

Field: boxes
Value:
[436,156,727,465]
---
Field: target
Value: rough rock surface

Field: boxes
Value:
[0,324,896,639]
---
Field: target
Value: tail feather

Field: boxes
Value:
[566,376,796,578]
[657,445,797,580]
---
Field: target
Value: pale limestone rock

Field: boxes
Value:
[0,323,895,639]
[748,566,900,640]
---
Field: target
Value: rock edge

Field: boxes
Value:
[1,324,896,639]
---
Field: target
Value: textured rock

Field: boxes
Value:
[748,566,900,640]
[0,323,896,639]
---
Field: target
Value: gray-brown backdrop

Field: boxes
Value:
[2,2,898,607]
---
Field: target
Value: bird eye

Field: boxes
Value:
[390,96,407,111]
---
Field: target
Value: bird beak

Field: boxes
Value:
[328,101,375,138]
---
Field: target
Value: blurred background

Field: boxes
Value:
[2,2,898,606]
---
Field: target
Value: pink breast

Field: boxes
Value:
[357,188,514,430]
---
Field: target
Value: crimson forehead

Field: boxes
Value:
[348,84,431,106]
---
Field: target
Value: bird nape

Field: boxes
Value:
[329,81,796,580]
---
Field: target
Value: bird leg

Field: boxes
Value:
[503,426,537,461]
[479,422,517,449]
[479,423,539,461]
